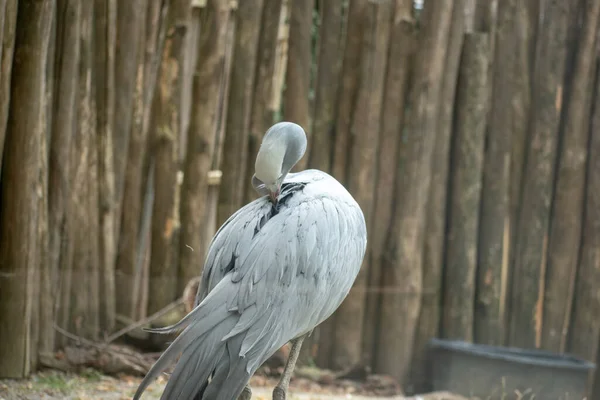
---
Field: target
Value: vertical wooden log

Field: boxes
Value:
[363,0,414,370]
[245,0,283,203]
[115,0,149,321]
[148,0,192,315]
[284,0,313,171]
[543,0,600,353]
[113,0,145,207]
[376,0,454,384]
[217,0,263,226]
[412,0,464,390]
[306,0,344,173]
[95,0,118,332]
[507,1,539,331]
[330,0,367,186]
[46,0,81,352]
[570,59,600,363]
[0,0,54,378]
[474,0,514,345]
[70,0,100,340]
[331,0,391,370]
[178,0,230,293]
[0,0,18,175]
[202,6,235,280]
[442,32,489,341]
[508,0,570,349]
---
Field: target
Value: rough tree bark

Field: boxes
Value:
[283,0,313,171]
[506,0,538,334]
[363,0,414,370]
[375,0,454,385]
[306,0,343,173]
[113,0,145,207]
[543,0,600,353]
[330,0,391,370]
[217,0,263,226]
[509,0,570,349]
[411,0,464,390]
[148,0,192,315]
[474,0,514,345]
[244,0,283,204]
[69,0,100,340]
[94,0,118,333]
[570,58,600,361]
[45,0,82,354]
[115,0,149,321]
[442,32,489,341]
[330,0,367,185]
[0,0,18,176]
[178,0,230,293]
[0,0,54,378]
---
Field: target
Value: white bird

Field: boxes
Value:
[133,122,367,400]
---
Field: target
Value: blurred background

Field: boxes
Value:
[0,0,599,398]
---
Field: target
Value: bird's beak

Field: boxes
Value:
[268,186,280,204]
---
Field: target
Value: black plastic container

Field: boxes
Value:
[428,338,595,399]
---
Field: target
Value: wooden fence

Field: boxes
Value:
[1,0,600,396]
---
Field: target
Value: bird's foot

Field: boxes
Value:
[273,386,286,400]
[238,385,252,400]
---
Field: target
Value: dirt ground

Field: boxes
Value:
[0,369,467,400]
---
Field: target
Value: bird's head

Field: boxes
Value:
[252,122,307,203]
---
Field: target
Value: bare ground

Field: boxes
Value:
[0,369,467,400]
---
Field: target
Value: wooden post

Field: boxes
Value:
[572,59,600,387]
[178,0,230,293]
[45,0,81,352]
[148,0,192,315]
[115,0,149,321]
[508,0,570,349]
[94,0,118,333]
[376,0,454,385]
[330,0,367,186]
[217,0,264,226]
[543,0,600,353]
[0,0,18,176]
[442,32,489,341]
[307,0,344,173]
[244,0,283,204]
[364,0,414,372]
[412,0,464,390]
[0,0,54,378]
[332,0,391,370]
[474,0,514,346]
[284,0,313,171]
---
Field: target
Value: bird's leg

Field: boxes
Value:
[238,385,252,400]
[273,333,308,400]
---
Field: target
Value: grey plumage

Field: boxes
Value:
[133,122,367,400]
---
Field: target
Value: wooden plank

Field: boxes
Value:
[508,0,570,349]
[0,0,54,378]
